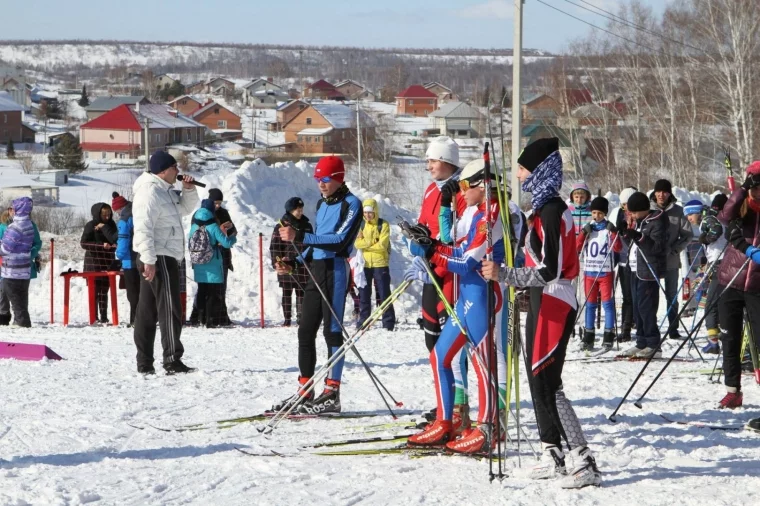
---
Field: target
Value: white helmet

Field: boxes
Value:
[619,187,636,206]
[426,136,460,168]
[461,159,485,181]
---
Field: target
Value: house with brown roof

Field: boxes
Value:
[423,82,457,104]
[166,95,203,116]
[335,80,376,101]
[522,93,561,123]
[190,101,242,139]
[0,91,26,144]
[283,102,374,154]
[304,80,346,101]
[275,100,309,131]
[206,77,236,97]
[396,85,438,116]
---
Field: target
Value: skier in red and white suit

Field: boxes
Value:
[482,138,602,489]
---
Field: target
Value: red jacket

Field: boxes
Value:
[418,181,466,277]
[718,188,760,292]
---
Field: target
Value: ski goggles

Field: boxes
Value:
[314,171,344,183]
[458,178,483,192]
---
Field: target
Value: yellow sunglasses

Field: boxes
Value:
[458,179,483,192]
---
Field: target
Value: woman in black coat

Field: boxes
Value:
[80,202,118,323]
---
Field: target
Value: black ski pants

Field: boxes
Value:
[618,264,633,329]
[719,287,760,391]
[704,264,722,332]
[124,268,141,326]
[2,278,31,327]
[134,256,184,367]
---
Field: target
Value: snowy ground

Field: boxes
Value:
[1,319,759,505]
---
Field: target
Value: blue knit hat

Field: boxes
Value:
[201,199,215,212]
[149,151,177,174]
[683,199,703,216]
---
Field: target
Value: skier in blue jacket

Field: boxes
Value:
[112,192,140,326]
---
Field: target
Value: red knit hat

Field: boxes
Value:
[111,192,128,211]
[746,161,760,175]
[314,156,345,183]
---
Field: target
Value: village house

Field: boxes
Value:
[185,81,206,95]
[304,80,346,101]
[0,66,29,107]
[522,93,561,124]
[563,88,593,112]
[428,101,484,138]
[396,85,438,116]
[275,100,309,131]
[423,82,457,104]
[282,102,373,154]
[85,96,150,120]
[242,78,285,106]
[79,103,205,161]
[190,101,242,140]
[154,74,179,90]
[0,91,29,144]
[205,77,236,97]
[335,80,376,101]
[166,95,204,116]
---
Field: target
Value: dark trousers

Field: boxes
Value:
[298,259,348,379]
[704,264,722,332]
[2,278,31,327]
[281,283,304,323]
[124,268,141,325]
[134,256,184,367]
[632,275,660,349]
[196,282,224,327]
[358,266,395,330]
[618,264,633,329]
[663,268,680,336]
[421,269,453,352]
[94,277,109,321]
[719,287,760,390]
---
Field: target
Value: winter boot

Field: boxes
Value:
[283,320,291,327]
[529,444,567,480]
[718,389,743,409]
[137,364,155,375]
[298,379,341,415]
[268,376,314,413]
[745,417,760,433]
[452,404,472,436]
[446,424,493,454]
[617,325,632,343]
[581,329,595,352]
[602,330,615,350]
[560,446,602,489]
[634,347,662,359]
[0,313,10,326]
[617,345,644,358]
[702,340,720,355]
[407,420,453,447]
[163,360,196,375]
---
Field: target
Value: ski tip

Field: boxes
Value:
[395,402,404,407]
[633,401,643,409]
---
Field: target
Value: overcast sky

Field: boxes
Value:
[3,0,664,53]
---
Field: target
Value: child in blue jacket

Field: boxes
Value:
[189,199,237,327]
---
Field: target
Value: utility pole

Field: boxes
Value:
[144,117,150,171]
[356,100,362,188]
[510,0,524,204]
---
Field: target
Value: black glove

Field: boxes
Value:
[440,179,460,208]
[698,232,710,245]
[582,224,592,236]
[399,220,433,245]
[726,220,749,253]
[623,228,642,242]
[605,221,617,233]
[741,173,760,191]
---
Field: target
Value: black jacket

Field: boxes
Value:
[215,206,236,270]
[631,209,668,281]
[81,203,118,272]
[270,213,313,286]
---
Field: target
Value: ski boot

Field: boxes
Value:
[0,313,10,326]
[530,444,567,480]
[718,389,743,409]
[560,446,602,488]
[617,325,632,343]
[746,418,760,433]
[601,330,615,351]
[618,345,645,358]
[452,404,471,437]
[267,376,314,413]
[634,347,662,359]
[407,420,453,447]
[298,379,341,415]
[446,424,493,454]
[581,329,595,352]
[702,340,720,354]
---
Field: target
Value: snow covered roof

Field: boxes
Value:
[243,78,282,90]
[134,104,206,129]
[429,101,482,120]
[190,101,239,119]
[423,82,452,92]
[253,89,289,97]
[298,127,333,136]
[310,103,374,129]
[87,95,145,112]
[0,91,23,112]
[167,94,203,106]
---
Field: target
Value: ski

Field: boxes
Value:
[305,433,416,449]
[567,356,698,364]
[312,443,501,460]
[235,447,286,457]
[658,414,743,431]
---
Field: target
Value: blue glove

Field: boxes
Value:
[403,257,431,283]
[404,236,431,258]
[746,245,760,264]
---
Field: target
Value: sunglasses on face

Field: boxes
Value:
[315,176,333,183]
[458,179,483,192]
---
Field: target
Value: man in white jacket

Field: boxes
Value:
[132,151,199,375]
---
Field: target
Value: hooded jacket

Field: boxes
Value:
[630,209,668,281]
[354,198,391,268]
[132,171,199,264]
[717,188,760,292]
[81,202,118,272]
[188,207,237,284]
[0,198,38,280]
[115,202,136,270]
[650,192,693,270]
[270,211,312,287]
[0,222,41,280]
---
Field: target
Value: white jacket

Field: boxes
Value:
[132,172,199,265]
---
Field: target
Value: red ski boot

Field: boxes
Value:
[718,390,743,409]
[445,425,493,454]
[407,420,453,447]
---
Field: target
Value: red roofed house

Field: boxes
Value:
[563,88,593,112]
[79,103,206,161]
[304,79,346,101]
[396,85,438,117]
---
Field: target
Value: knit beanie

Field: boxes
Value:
[314,156,345,183]
[627,192,650,212]
[517,137,559,173]
[571,181,591,200]
[683,199,703,216]
[619,187,637,206]
[208,188,223,202]
[149,151,177,174]
[200,199,215,212]
[425,136,460,168]
[285,197,304,213]
[654,179,672,194]
[711,193,728,211]
[111,191,128,211]
[589,196,609,214]
[747,161,760,175]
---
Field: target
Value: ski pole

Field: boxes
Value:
[607,243,730,422]
[261,280,411,434]
[628,255,750,411]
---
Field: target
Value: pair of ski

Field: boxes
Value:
[569,352,697,364]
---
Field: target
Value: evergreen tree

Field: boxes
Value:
[6,138,15,159]
[482,85,491,107]
[78,85,90,107]
[48,135,87,174]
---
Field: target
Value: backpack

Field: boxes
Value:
[362,218,391,255]
[189,225,214,265]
